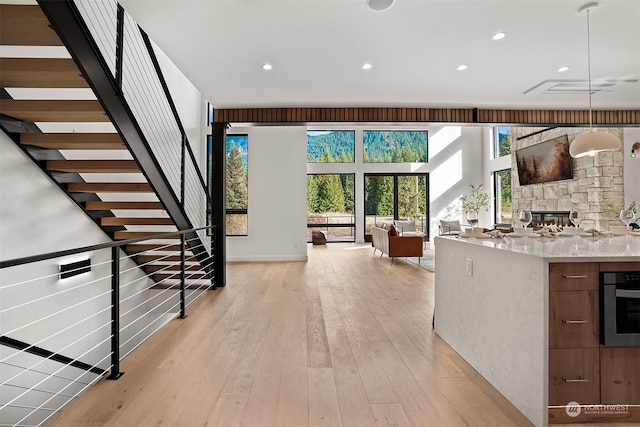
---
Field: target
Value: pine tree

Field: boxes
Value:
[226,146,247,209]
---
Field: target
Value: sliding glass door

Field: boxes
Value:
[364,173,429,241]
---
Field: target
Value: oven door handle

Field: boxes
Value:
[616,289,640,299]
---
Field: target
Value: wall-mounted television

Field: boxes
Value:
[516,134,573,186]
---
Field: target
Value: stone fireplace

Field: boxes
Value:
[511,127,625,231]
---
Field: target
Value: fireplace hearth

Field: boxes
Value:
[530,211,570,228]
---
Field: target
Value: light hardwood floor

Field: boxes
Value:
[48,243,627,427]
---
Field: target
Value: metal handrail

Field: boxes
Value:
[0,225,214,270]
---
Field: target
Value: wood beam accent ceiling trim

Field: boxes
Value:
[213,107,640,125]
[46,160,140,173]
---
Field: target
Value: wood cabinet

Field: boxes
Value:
[548,262,601,406]
[601,347,640,405]
[549,290,599,349]
[549,262,640,423]
[549,348,600,405]
[548,262,599,291]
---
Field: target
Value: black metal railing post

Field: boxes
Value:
[179,233,186,319]
[209,228,216,290]
[108,246,123,379]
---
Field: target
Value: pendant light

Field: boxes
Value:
[569,2,622,158]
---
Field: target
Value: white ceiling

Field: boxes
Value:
[120,0,640,111]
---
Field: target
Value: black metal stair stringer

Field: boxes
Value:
[36,0,209,265]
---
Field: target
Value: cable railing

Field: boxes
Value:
[58,0,211,257]
[0,226,215,427]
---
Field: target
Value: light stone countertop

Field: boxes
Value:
[446,233,640,262]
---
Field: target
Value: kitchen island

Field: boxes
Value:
[434,234,639,427]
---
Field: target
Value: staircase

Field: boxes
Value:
[0,2,211,285]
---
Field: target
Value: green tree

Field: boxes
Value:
[226,146,247,209]
[499,132,512,157]
[317,174,345,213]
[341,174,355,214]
[307,175,319,213]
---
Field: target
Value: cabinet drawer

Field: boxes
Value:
[549,348,600,406]
[549,263,599,291]
[549,291,599,348]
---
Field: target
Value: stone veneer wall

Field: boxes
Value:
[511,127,625,231]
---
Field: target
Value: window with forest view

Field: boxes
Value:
[494,169,512,225]
[226,134,248,236]
[494,127,512,158]
[307,131,355,162]
[363,130,427,163]
[364,174,428,239]
[307,174,355,242]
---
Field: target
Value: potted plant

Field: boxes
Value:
[460,184,491,215]
[460,185,490,236]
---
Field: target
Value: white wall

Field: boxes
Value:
[0,133,160,366]
[624,128,640,208]
[225,126,308,261]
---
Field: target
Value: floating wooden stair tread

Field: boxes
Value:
[154,272,208,281]
[67,182,152,193]
[22,133,125,150]
[145,264,202,273]
[150,284,208,290]
[101,217,174,226]
[0,5,62,46]
[114,231,179,240]
[86,201,164,210]
[47,160,140,173]
[0,58,88,88]
[137,255,187,263]
[0,100,108,122]
[126,244,184,253]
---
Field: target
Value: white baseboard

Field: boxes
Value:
[226,255,308,262]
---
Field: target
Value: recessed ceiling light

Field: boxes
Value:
[262,63,273,71]
[491,32,506,40]
[362,63,373,70]
[456,64,468,71]
[367,0,395,12]
[557,66,570,72]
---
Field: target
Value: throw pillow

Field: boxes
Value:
[395,220,416,233]
[388,225,398,237]
[440,219,462,234]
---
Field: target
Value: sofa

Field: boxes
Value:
[371,225,423,264]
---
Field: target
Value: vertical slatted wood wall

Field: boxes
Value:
[213,107,640,126]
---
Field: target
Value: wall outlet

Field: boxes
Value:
[465,258,473,277]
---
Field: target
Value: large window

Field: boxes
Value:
[226,134,248,236]
[307,130,355,162]
[364,173,429,240]
[307,174,355,242]
[494,169,512,225]
[494,126,512,158]
[363,130,427,163]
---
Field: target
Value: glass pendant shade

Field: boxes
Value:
[570,130,622,158]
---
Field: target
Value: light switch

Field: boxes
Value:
[465,258,473,277]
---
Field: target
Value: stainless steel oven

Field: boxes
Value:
[601,271,640,346]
